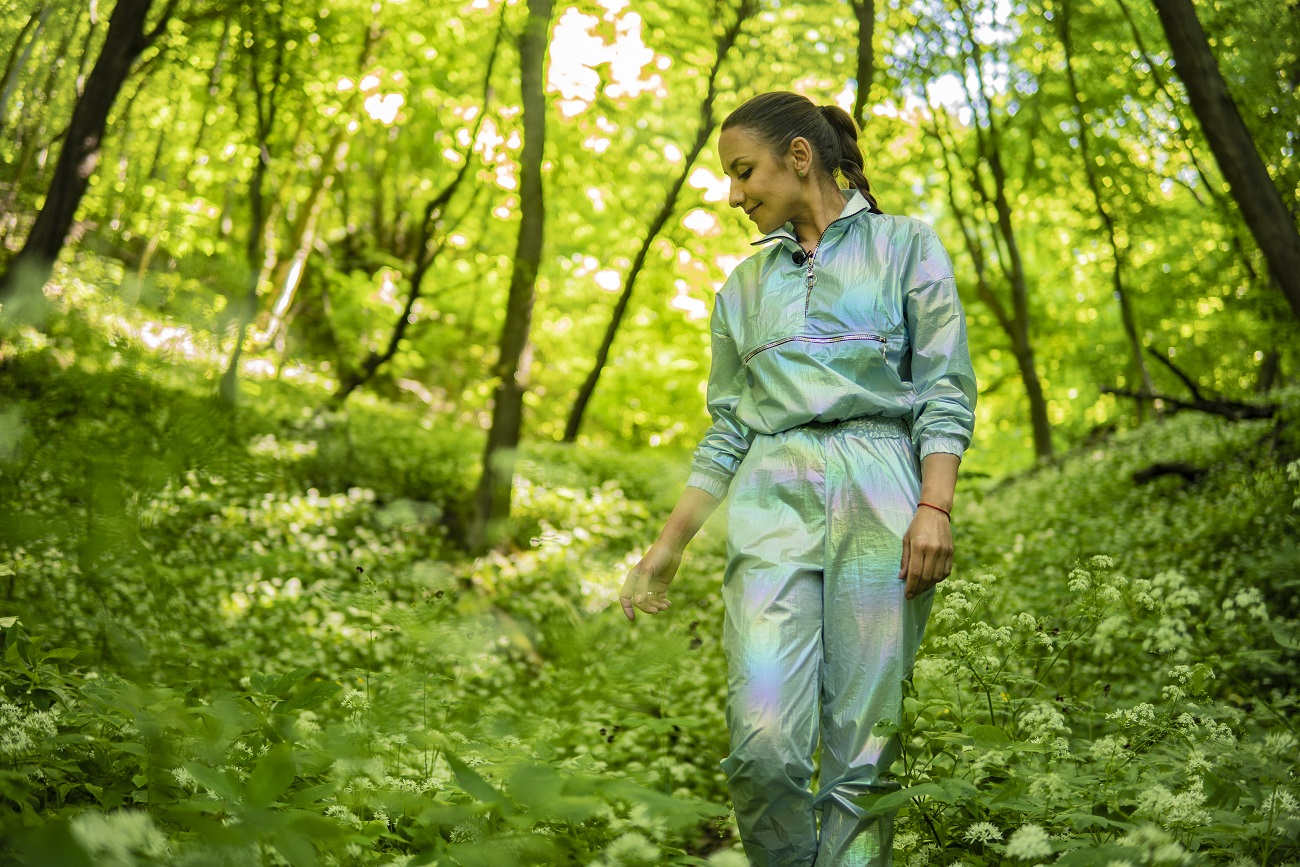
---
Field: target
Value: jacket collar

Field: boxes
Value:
[750,188,872,249]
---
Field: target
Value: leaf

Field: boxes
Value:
[1055,843,1142,866]
[247,744,295,808]
[506,763,603,824]
[444,754,506,811]
[274,680,342,714]
[965,724,1011,743]
[270,828,319,867]
[184,762,243,802]
[287,783,337,808]
[267,667,315,698]
[0,616,19,628]
[856,781,974,816]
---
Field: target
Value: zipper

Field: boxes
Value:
[801,222,833,317]
[741,333,887,364]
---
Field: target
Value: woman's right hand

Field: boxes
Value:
[619,542,683,622]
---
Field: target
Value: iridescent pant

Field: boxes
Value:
[719,415,935,867]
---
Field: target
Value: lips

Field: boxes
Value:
[745,204,760,219]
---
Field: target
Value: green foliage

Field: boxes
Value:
[3,302,1298,862]
[864,396,1300,865]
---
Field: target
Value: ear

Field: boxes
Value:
[786,136,814,175]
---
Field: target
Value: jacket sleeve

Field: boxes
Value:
[905,224,978,462]
[684,292,754,500]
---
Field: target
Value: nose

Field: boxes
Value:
[728,179,745,209]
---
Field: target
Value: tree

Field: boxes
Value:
[851,0,875,128]
[911,0,1055,460]
[218,1,290,406]
[0,0,179,320]
[562,0,756,442]
[468,0,555,554]
[1055,0,1155,416]
[330,9,505,407]
[1149,0,1300,322]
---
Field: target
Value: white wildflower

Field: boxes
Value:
[1090,735,1126,764]
[905,843,936,867]
[1136,778,1211,828]
[893,828,921,851]
[1068,568,1091,592]
[1005,823,1053,859]
[325,805,363,828]
[1185,750,1210,774]
[597,831,658,865]
[70,810,168,862]
[961,821,1002,844]
[340,689,369,711]
[1260,789,1300,818]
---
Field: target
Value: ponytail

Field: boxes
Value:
[722,91,884,214]
[817,104,882,214]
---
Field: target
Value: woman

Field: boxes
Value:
[619,91,977,867]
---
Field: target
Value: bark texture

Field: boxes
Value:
[0,0,175,315]
[468,0,555,554]
[1150,0,1300,322]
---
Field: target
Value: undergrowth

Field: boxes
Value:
[1,299,1297,865]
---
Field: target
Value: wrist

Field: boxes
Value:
[654,535,689,555]
[918,501,951,521]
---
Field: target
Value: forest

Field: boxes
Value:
[0,0,1298,863]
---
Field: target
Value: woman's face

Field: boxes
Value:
[718,126,805,235]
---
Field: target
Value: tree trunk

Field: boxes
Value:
[266,8,385,343]
[468,0,554,554]
[562,0,755,442]
[1056,0,1154,420]
[850,0,875,128]
[218,5,285,407]
[0,0,175,318]
[1150,0,1300,322]
[955,1,1054,459]
[926,53,1052,461]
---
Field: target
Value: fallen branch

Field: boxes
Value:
[1102,346,1278,421]
[1132,462,1208,485]
[1102,387,1276,420]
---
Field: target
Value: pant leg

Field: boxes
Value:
[720,430,826,867]
[815,428,934,867]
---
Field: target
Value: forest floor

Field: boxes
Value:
[1,285,1299,866]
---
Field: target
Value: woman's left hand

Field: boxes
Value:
[898,506,953,600]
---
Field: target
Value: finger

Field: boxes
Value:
[920,546,941,594]
[898,533,911,581]
[906,544,935,599]
[620,594,636,622]
[635,590,659,614]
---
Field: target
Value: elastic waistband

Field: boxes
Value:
[788,414,912,439]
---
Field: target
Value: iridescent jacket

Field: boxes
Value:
[684,190,978,500]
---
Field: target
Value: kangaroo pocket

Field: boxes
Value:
[736,334,910,431]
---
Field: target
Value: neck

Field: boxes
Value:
[790,180,848,247]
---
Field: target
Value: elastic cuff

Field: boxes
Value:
[684,470,730,501]
[918,436,967,462]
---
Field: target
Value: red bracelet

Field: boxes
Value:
[918,501,951,521]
